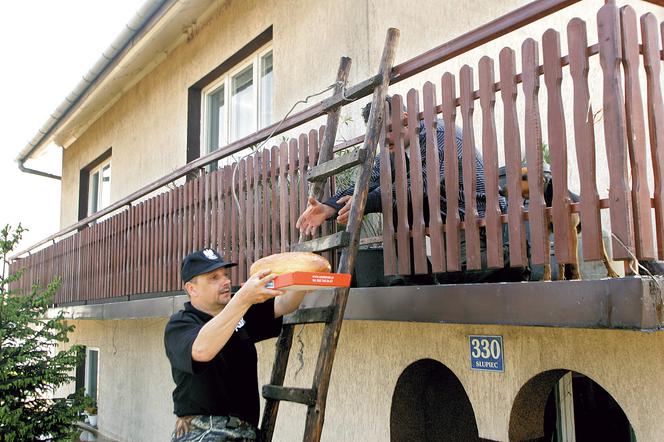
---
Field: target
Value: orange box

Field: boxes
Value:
[266,272,351,292]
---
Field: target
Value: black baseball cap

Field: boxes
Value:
[181,248,237,283]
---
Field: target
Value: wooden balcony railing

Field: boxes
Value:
[10,129,335,303]
[8,0,664,306]
[378,4,664,275]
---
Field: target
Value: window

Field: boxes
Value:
[88,159,111,216]
[78,149,112,221]
[84,347,99,402]
[202,45,273,155]
[74,346,98,400]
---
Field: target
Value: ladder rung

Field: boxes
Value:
[284,306,337,325]
[291,231,349,253]
[262,385,317,406]
[307,148,367,182]
[322,74,382,111]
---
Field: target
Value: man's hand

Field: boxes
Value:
[335,195,353,225]
[296,196,336,236]
[235,269,284,305]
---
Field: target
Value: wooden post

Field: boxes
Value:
[406,89,429,274]
[289,139,299,247]
[620,5,655,260]
[479,56,504,269]
[460,65,481,270]
[568,18,603,261]
[279,143,289,254]
[422,81,446,273]
[391,94,412,275]
[238,159,247,281]
[597,2,635,260]
[380,113,398,275]
[642,14,664,259]
[522,38,548,268]
[500,47,528,267]
[442,72,461,271]
[246,155,255,271]
[270,147,280,255]
[543,29,572,264]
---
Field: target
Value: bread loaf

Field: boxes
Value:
[250,252,331,276]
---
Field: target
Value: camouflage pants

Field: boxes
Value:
[171,415,257,441]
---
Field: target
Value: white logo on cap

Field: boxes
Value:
[203,249,219,260]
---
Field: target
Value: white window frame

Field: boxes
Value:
[201,43,273,156]
[88,158,111,216]
[84,347,100,402]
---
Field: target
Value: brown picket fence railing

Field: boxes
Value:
[9,0,664,305]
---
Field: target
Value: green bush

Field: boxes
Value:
[0,225,88,441]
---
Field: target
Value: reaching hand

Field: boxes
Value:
[296,196,336,236]
[335,195,353,225]
[236,269,284,304]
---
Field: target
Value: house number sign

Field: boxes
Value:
[469,335,504,372]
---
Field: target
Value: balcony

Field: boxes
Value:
[9,0,664,331]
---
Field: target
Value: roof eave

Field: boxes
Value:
[15,0,216,163]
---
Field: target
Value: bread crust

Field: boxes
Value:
[250,252,331,276]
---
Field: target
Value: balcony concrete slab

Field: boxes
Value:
[49,277,664,331]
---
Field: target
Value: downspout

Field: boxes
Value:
[14,0,171,178]
[17,158,61,181]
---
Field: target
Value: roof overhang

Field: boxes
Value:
[16,0,219,163]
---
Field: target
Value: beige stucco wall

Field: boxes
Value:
[62,318,664,441]
[60,0,373,227]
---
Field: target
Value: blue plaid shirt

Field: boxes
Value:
[324,120,507,221]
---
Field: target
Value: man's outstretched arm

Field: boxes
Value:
[191,271,283,362]
[274,289,310,318]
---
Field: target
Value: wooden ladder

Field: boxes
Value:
[259,29,399,442]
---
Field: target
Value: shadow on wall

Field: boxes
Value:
[509,369,635,442]
[390,359,480,442]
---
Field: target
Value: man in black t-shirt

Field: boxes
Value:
[164,248,307,441]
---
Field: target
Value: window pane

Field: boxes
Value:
[231,65,254,141]
[89,171,99,215]
[75,346,86,393]
[86,349,99,401]
[206,84,226,153]
[260,51,273,128]
[100,164,111,210]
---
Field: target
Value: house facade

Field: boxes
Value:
[10,0,664,440]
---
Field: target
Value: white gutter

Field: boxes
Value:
[15,0,175,179]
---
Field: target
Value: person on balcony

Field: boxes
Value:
[296,96,529,284]
[164,248,306,441]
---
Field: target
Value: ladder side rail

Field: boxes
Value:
[302,28,400,442]
[260,56,353,442]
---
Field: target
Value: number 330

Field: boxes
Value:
[470,338,501,359]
